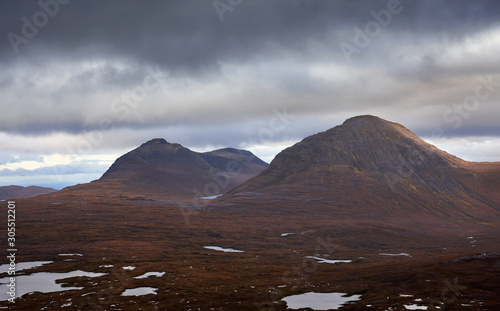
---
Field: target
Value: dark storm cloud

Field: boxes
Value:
[1,0,499,144]
[2,0,499,70]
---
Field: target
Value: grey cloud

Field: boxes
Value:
[0,163,108,177]
[61,64,147,93]
[0,0,499,148]
[2,1,500,69]
[0,153,42,165]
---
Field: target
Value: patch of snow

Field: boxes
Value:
[404,304,427,310]
[203,246,244,253]
[59,253,83,257]
[99,265,113,268]
[306,256,352,264]
[400,294,414,297]
[197,194,223,200]
[281,233,295,237]
[121,287,158,296]
[134,272,165,279]
[282,292,361,310]
[122,266,136,270]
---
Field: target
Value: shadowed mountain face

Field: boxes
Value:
[0,185,57,200]
[224,115,500,224]
[58,138,268,200]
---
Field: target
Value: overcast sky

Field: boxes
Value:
[1,0,499,189]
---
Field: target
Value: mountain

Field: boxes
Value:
[0,185,57,200]
[58,138,268,200]
[222,115,500,225]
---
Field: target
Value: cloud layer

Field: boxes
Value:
[1,0,499,188]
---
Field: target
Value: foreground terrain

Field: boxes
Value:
[1,196,499,310]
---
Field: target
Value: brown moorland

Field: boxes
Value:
[0,185,57,201]
[1,116,499,310]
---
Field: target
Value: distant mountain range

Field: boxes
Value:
[222,115,500,225]
[0,185,57,200]
[31,115,500,227]
[57,138,268,200]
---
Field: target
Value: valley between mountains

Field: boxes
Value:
[1,116,499,310]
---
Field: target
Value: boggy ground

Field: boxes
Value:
[1,196,499,310]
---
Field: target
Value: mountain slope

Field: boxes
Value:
[223,115,500,223]
[58,138,268,200]
[0,185,57,200]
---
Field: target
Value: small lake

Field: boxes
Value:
[204,246,244,253]
[0,270,105,301]
[122,266,136,270]
[404,304,427,310]
[198,194,223,200]
[121,287,158,296]
[0,261,52,273]
[306,256,352,264]
[282,292,361,310]
[135,272,165,279]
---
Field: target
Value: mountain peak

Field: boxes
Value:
[343,114,384,124]
[77,137,269,200]
[225,115,465,198]
[222,116,500,222]
[340,115,407,132]
[140,138,169,147]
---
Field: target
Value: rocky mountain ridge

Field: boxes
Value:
[58,138,268,200]
[223,115,500,223]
